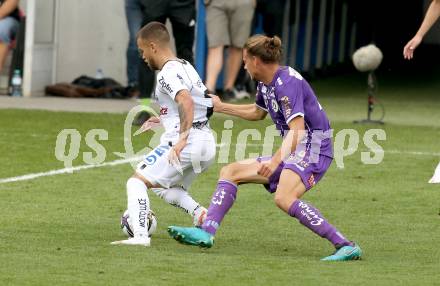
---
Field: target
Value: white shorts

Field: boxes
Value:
[135,128,216,189]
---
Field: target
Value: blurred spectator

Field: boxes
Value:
[125,0,196,124]
[138,0,195,97]
[403,0,440,60]
[0,0,20,73]
[124,0,144,96]
[233,0,289,98]
[204,0,255,100]
[256,0,286,38]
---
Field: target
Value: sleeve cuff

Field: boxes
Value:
[255,104,268,112]
[286,112,304,123]
[172,88,187,100]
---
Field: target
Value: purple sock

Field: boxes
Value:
[288,200,353,248]
[201,180,238,235]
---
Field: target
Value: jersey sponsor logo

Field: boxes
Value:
[138,198,148,228]
[292,159,310,171]
[287,152,307,165]
[160,106,168,115]
[158,76,173,94]
[205,220,219,230]
[271,99,279,112]
[298,200,323,226]
[263,97,269,108]
[176,73,185,85]
[144,145,171,165]
[268,89,275,98]
[299,160,309,168]
[280,96,292,117]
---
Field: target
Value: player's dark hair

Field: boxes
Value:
[137,21,170,44]
[244,35,282,63]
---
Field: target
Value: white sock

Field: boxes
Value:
[152,187,199,216]
[127,178,150,238]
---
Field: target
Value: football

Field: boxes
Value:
[120,209,157,237]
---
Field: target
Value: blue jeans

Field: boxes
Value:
[0,16,19,44]
[124,0,144,86]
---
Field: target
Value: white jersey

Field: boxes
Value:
[154,59,212,140]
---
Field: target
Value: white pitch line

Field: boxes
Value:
[0,156,142,184]
[385,150,440,156]
[0,146,439,185]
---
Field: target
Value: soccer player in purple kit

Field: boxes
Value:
[168,35,362,261]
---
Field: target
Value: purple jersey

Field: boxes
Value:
[255,66,333,158]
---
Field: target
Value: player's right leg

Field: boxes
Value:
[168,159,269,247]
[116,133,215,246]
[112,143,176,247]
[111,173,158,247]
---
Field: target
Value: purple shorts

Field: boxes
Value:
[257,153,333,193]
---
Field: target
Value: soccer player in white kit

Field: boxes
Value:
[111,22,216,246]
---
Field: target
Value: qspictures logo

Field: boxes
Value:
[54,105,387,172]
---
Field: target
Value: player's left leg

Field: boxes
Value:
[275,169,362,261]
[161,130,216,226]
[151,187,207,226]
[201,159,269,234]
[168,159,269,247]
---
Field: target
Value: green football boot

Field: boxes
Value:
[321,243,362,261]
[168,226,214,248]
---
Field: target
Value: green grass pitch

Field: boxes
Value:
[1,72,440,285]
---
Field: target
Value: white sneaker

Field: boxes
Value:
[111,236,151,247]
[193,206,207,227]
[233,88,250,100]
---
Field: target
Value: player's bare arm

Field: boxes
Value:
[210,94,267,121]
[172,89,194,159]
[258,116,305,178]
[403,0,440,59]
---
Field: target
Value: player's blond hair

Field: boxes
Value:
[244,35,282,63]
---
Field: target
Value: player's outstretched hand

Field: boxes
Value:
[207,93,223,112]
[403,35,422,60]
[257,160,278,178]
[134,116,161,136]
